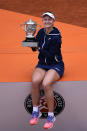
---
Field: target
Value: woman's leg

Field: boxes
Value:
[42,69,60,112]
[31,68,46,106]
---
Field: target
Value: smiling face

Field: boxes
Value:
[42,15,54,28]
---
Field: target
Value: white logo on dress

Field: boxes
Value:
[48,37,51,40]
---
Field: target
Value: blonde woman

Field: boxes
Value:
[29,11,64,129]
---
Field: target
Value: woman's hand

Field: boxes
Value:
[31,47,39,51]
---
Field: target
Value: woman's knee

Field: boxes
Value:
[32,68,46,87]
[42,81,51,91]
[32,76,41,87]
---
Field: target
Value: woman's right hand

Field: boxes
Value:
[31,47,39,51]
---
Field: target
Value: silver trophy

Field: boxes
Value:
[20,19,41,47]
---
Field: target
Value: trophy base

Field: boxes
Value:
[22,38,38,47]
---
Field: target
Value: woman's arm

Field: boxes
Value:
[31,30,41,51]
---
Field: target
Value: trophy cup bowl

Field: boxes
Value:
[20,19,41,47]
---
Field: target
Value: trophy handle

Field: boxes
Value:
[36,24,41,30]
[20,23,26,31]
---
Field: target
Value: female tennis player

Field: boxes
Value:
[29,11,64,129]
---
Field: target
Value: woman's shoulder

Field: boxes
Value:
[36,28,45,39]
[48,27,61,39]
[52,27,61,35]
[37,28,44,34]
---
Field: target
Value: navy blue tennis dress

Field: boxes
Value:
[35,27,64,78]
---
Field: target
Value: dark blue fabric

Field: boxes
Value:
[36,27,63,65]
[36,61,64,78]
[35,27,65,77]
